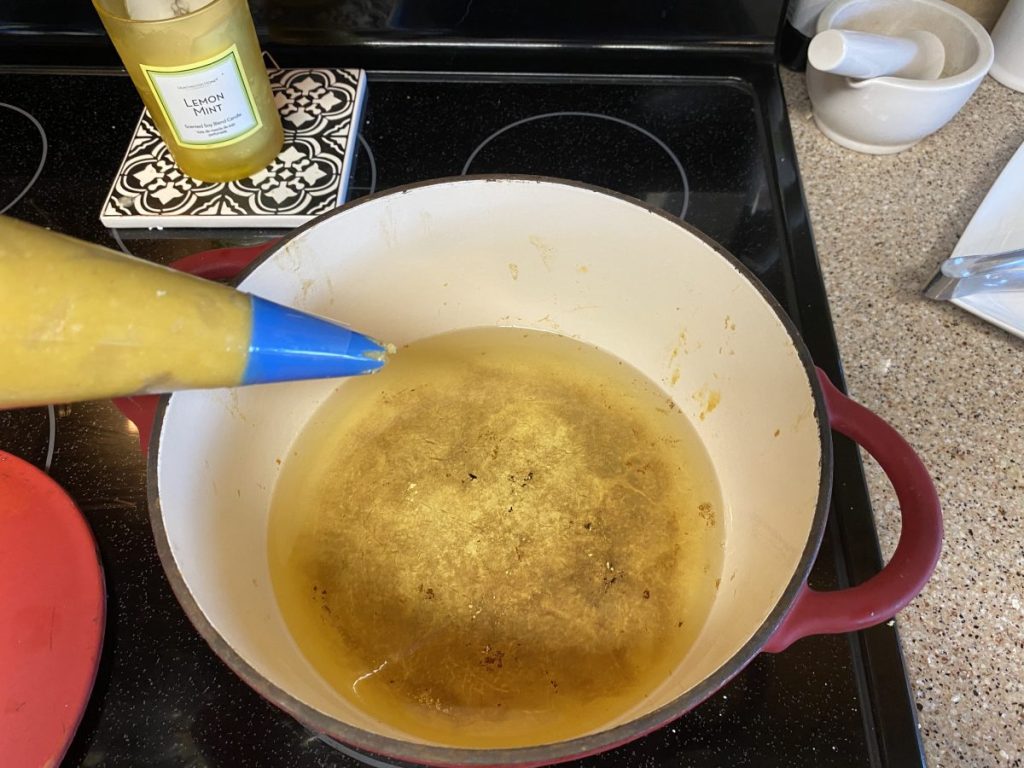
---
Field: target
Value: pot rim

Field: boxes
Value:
[147,174,833,767]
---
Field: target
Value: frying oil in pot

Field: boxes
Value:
[268,327,724,748]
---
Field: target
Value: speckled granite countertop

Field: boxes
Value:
[781,69,1024,767]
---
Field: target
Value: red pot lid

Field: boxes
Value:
[0,450,105,767]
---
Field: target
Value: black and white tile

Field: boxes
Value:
[100,67,365,228]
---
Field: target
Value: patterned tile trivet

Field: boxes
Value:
[100,67,366,228]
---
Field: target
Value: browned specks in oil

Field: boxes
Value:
[698,502,715,527]
[482,647,505,669]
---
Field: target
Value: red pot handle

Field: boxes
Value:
[763,368,942,652]
[162,241,278,281]
[112,240,278,455]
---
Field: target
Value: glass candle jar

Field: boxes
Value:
[93,0,284,182]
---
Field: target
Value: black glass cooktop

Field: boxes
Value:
[0,68,924,767]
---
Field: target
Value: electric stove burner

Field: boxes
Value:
[0,102,47,215]
[351,134,379,198]
[320,736,403,768]
[460,111,690,218]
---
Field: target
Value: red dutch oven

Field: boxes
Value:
[119,177,940,767]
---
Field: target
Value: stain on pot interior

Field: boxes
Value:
[528,235,555,271]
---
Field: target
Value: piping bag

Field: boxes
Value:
[0,216,388,410]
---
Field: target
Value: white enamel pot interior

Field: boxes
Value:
[151,177,833,765]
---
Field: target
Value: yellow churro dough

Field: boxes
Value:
[0,217,250,407]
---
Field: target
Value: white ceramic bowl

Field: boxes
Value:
[806,0,994,154]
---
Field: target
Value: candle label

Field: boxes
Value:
[140,45,263,149]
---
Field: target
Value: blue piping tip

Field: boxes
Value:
[241,295,387,385]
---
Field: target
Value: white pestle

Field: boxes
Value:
[808,28,946,80]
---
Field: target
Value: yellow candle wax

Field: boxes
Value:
[93,0,283,182]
